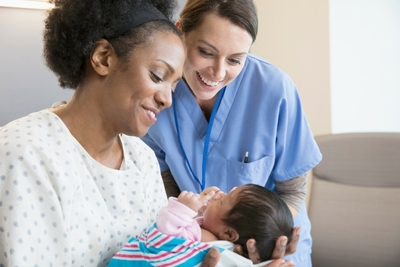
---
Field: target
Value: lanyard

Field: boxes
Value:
[173,87,226,191]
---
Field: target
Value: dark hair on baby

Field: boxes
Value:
[43,0,180,89]
[223,184,294,262]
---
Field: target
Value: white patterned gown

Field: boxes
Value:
[0,110,168,267]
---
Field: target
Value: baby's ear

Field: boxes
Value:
[220,227,239,242]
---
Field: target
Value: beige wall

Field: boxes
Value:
[252,0,331,136]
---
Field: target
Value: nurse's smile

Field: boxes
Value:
[197,72,221,87]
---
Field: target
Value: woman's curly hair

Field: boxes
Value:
[43,0,179,89]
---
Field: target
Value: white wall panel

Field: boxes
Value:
[330,0,400,133]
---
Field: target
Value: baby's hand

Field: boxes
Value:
[178,187,219,212]
[201,186,220,196]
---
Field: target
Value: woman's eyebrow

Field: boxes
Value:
[156,59,175,74]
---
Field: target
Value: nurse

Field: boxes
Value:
[142,0,322,266]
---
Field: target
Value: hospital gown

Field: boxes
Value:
[0,110,167,267]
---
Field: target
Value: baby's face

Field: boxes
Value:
[201,186,241,238]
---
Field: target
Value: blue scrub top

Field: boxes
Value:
[142,54,322,266]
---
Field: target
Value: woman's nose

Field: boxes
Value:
[155,86,172,109]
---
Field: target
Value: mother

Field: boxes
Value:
[142,0,322,266]
[0,0,185,266]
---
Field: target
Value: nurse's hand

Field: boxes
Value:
[200,247,220,267]
[270,226,300,257]
[234,227,300,263]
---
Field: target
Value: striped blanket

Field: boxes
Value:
[108,223,223,266]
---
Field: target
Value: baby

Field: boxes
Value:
[109,184,293,266]
[158,184,294,261]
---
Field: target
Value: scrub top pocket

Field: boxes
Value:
[226,155,273,187]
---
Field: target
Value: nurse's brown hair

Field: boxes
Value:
[178,0,258,42]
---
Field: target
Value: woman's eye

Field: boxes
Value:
[199,49,213,57]
[150,72,163,83]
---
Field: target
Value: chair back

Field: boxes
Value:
[308,132,400,267]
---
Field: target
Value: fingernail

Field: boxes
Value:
[280,236,288,246]
[249,240,256,252]
[248,239,255,247]
[209,248,218,258]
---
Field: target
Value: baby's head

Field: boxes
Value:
[202,184,293,261]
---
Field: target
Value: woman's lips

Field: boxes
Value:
[144,108,157,123]
[197,72,221,87]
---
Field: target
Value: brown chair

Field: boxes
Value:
[308,132,400,267]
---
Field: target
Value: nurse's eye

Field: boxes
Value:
[228,58,241,65]
[150,72,163,83]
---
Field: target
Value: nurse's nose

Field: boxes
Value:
[209,59,226,80]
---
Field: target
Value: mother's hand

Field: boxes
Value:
[263,259,295,267]
[199,247,294,267]
[200,247,220,267]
